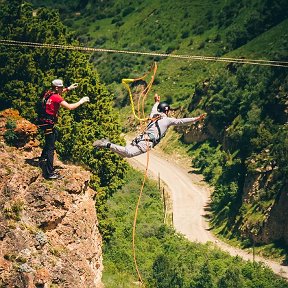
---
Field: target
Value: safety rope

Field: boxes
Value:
[140,63,157,122]
[1,39,288,68]
[127,63,159,286]
[132,139,150,286]
[122,62,158,122]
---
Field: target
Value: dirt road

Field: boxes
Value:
[128,149,288,280]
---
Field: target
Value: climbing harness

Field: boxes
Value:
[145,114,164,146]
[37,90,57,128]
[131,115,164,149]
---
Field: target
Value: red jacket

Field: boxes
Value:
[45,93,64,118]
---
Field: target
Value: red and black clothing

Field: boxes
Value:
[39,92,64,178]
[39,91,64,124]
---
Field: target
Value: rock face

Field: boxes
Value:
[181,124,209,143]
[240,170,288,245]
[0,110,103,287]
[264,185,288,244]
[0,109,39,149]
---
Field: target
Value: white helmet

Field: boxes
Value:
[52,79,64,87]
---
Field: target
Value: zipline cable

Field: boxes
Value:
[1,39,288,68]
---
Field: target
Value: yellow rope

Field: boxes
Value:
[132,140,150,286]
[122,62,158,122]
[1,39,288,68]
[129,64,158,286]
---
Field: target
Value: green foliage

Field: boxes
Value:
[192,262,215,288]
[4,200,24,221]
[216,0,288,50]
[103,168,288,287]
[152,254,183,288]
[4,119,17,145]
[218,266,245,288]
[189,62,288,240]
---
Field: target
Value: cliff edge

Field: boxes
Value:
[0,109,103,287]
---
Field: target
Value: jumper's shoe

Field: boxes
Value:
[46,173,63,180]
[93,138,110,148]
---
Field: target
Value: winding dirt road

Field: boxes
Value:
[128,149,288,280]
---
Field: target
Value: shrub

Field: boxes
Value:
[4,119,17,146]
[4,200,25,221]
[193,25,204,35]
[181,30,189,39]
[111,15,122,24]
[122,6,135,17]
[165,44,179,54]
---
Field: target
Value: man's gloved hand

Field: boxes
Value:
[68,83,78,90]
[154,93,160,102]
[198,113,207,121]
[79,96,90,104]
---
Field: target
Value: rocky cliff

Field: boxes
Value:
[240,169,288,245]
[0,110,103,287]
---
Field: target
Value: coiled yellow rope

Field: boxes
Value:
[122,62,158,122]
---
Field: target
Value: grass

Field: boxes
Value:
[229,18,288,59]
[102,166,165,286]
[102,269,139,288]
[3,200,25,221]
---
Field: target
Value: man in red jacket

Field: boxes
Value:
[38,79,89,179]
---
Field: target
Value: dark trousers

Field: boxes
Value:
[40,126,58,177]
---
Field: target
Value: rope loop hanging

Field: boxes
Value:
[122,62,158,123]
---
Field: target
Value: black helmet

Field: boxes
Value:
[157,102,170,113]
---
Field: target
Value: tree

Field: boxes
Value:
[152,254,183,288]
[192,261,215,288]
[218,266,245,288]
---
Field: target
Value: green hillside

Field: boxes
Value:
[29,0,288,106]
[103,167,288,287]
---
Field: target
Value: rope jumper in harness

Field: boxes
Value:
[131,114,164,149]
